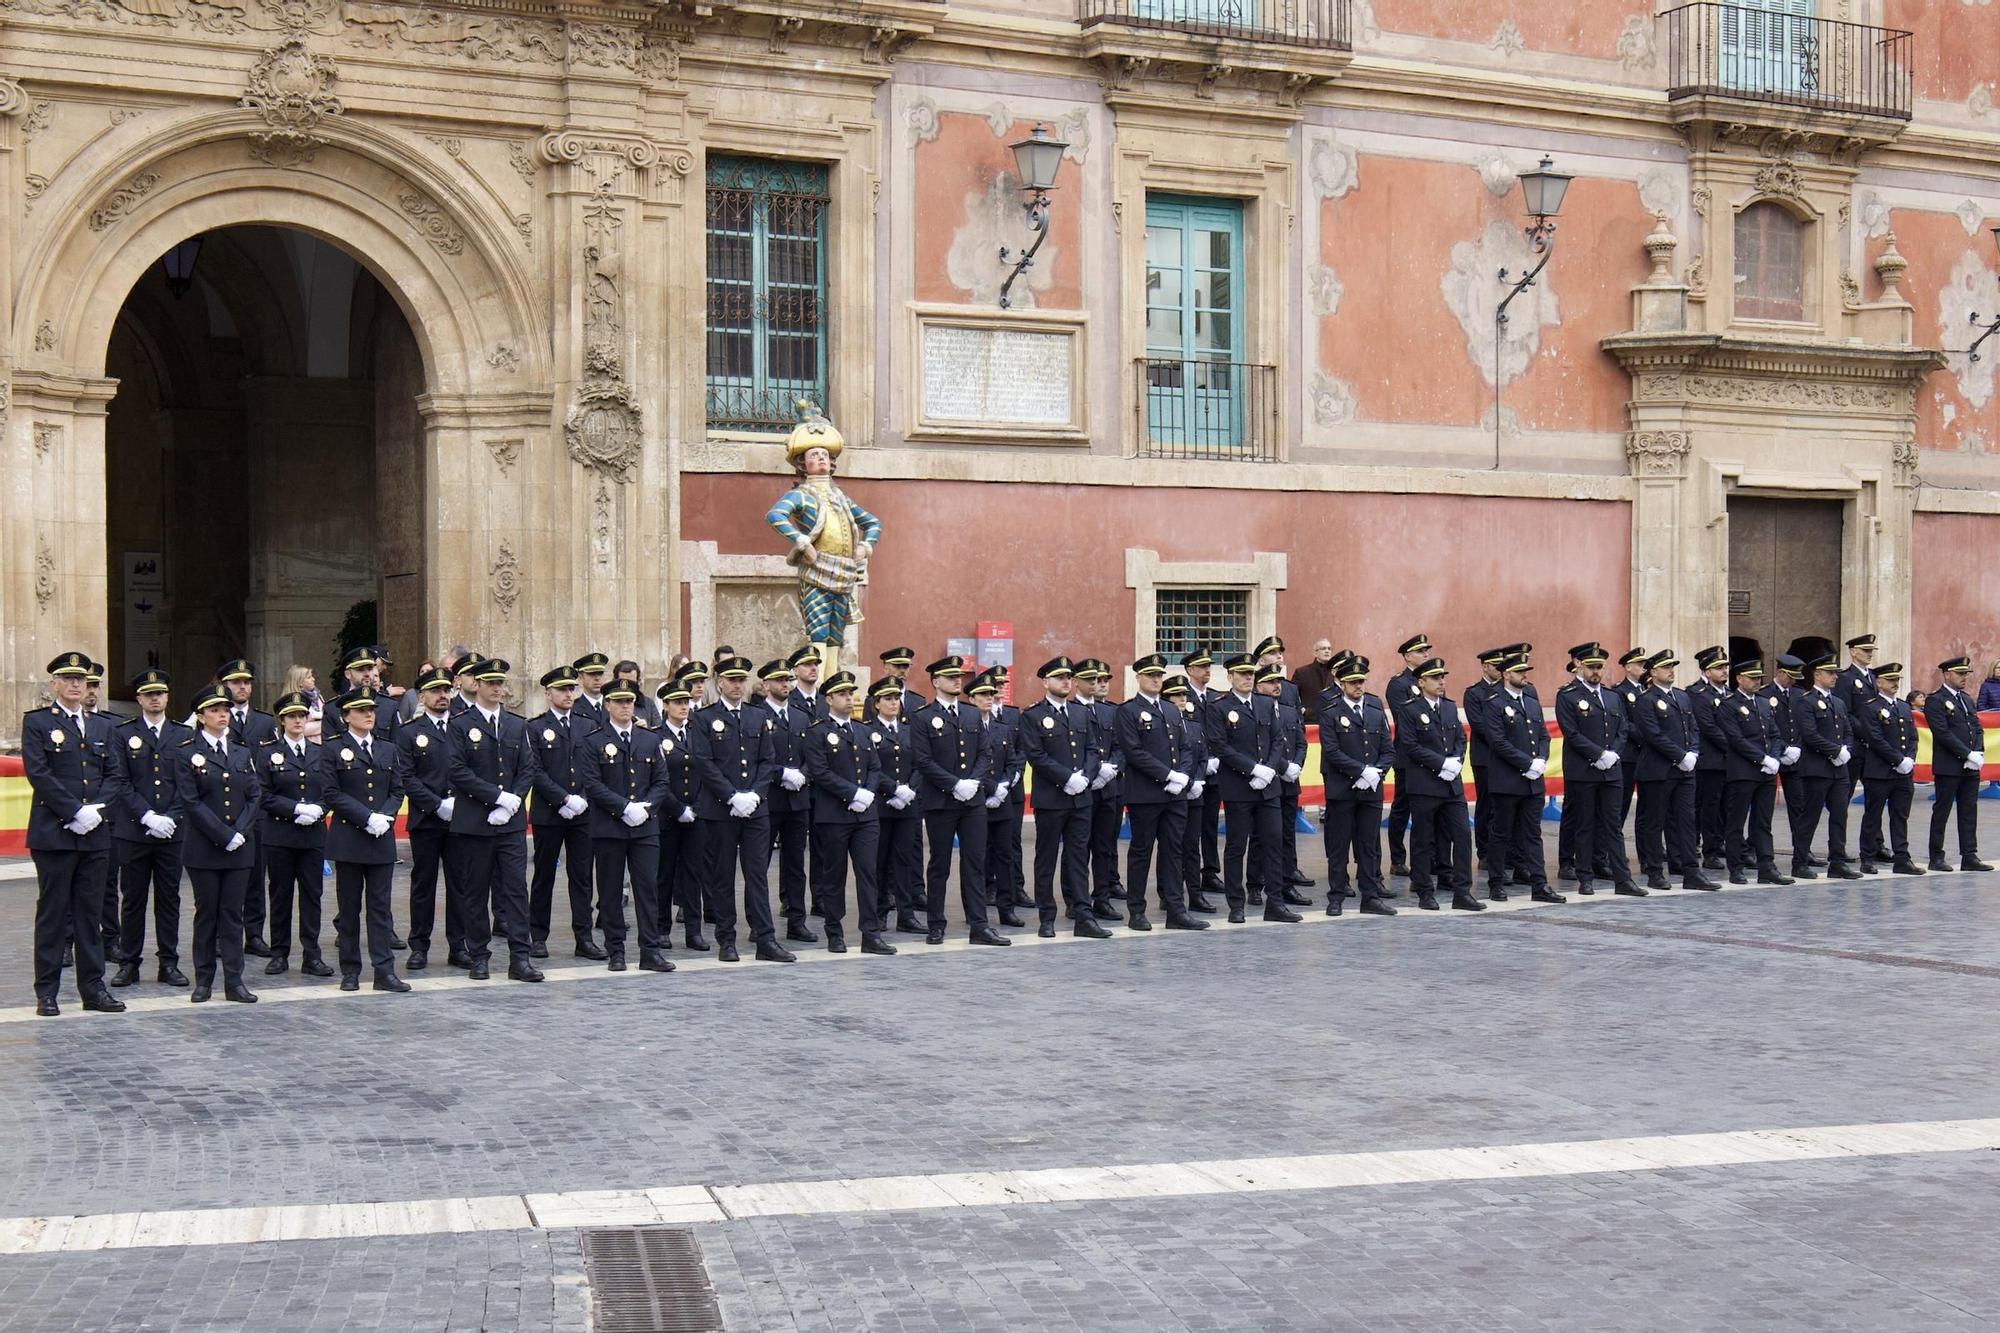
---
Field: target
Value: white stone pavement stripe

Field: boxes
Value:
[0,866,1966,1027]
[3,1118,1997,1256]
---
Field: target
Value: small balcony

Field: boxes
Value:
[1664,3,1912,122]
[1137,358,1281,463]
[1080,0,1350,50]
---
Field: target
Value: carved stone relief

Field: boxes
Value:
[490,542,521,616]
[87,172,159,230]
[241,36,341,167]
[485,437,521,475]
[32,422,58,458]
[1441,219,1561,388]
[1625,430,1692,477]
[397,191,464,255]
[35,537,56,611]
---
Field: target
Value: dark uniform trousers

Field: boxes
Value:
[455,835,533,964]
[1931,773,1982,862]
[984,801,1024,910]
[1034,806,1093,922]
[406,824,463,955]
[1637,777,1699,876]
[771,801,812,923]
[1861,776,1914,864]
[659,816,705,941]
[187,868,248,987]
[590,838,657,954]
[335,862,397,978]
[878,812,923,915]
[1225,799,1285,908]
[1724,778,1778,873]
[1925,690,1983,863]
[702,812,775,948]
[266,843,325,965]
[814,819,883,942]
[1788,692,1854,871]
[115,838,183,966]
[530,818,593,946]
[1409,795,1472,895]
[35,850,112,998]
[1089,791,1124,909]
[1323,794,1384,901]
[923,806,989,929]
[1125,800,1188,918]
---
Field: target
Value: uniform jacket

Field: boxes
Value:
[23,705,127,853]
[1316,690,1392,802]
[760,696,815,814]
[319,731,402,865]
[1719,689,1783,783]
[911,698,991,812]
[528,709,593,826]
[226,706,279,749]
[1685,679,1731,772]
[656,718,702,823]
[1206,691,1284,805]
[980,708,1027,809]
[1633,684,1701,783]
[1613,674,1648,720]
[396,711,457,834]
[864,684,927,722]
[868,716,923,818]
[1476,688,1549,797]
[1177,703,1210,800]
[791,687,829,722]
[1463,676,1501,767]
[1274,698,1306,793]
[1022,698,1098,812]
[1116,694,1190,806]
[257,736,327,850]
[573,694,610,730]
[1837,665,1877,729]
[803,715,885,824]
[176,733,262,869]
[113,716,190,844]
[1924,685,1984,778]
[1757,682,1802,750]
[576,724,674,841]
[1858,692,1919,781]
[1386,668,1422,714]
[1393,694,1466,800]
[447,707,538,836]
[689,700,775,819]
[1555,680,1627,783]
[1789,688,1854,780]
[1089,698,1124,801]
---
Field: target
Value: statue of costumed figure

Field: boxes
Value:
[764,403,882,673]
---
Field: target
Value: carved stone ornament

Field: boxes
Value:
[35,537,56,611]
[398,191,464,255]
[565,345,642,483]
[1751,161,1806,206]
[87,172,160,231]
[486,437,522,475]
[1891,436,1920,487]
[491,542,521,616]
[486,341,521,372]
[1625,430,1693,477]
[34,320,55,352]
[33,422,59,459]
[241,37,342,167]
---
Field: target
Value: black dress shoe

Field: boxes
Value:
[1093,902,1124,922]
[1280,888,1312,907]
[1646,872,1671,891]
[639,951,675,972]
[302,959,334,977]
[1791,867,1819,881]
[1246,889,1264,906]
[509,961,546,982]
[1164,913,1211,930]
[372,975,412,993]
[1702,856,1726,871]
[35,997,58,1017]
[1037,921,1057,938]
[1326,900,1344,917]
[83,989,126,1013]
[529,941,550,959]
[1390,862,1412,878]
[158,965,189,987]
[390,934,407,951]
[1290,872,1315,887]
[448,950,474,969]
[575,938,608,961]
[1558,864,1578,882]
[755,940,797,963]
[607,954,628,971]
[1857,861,1878,876]
[1262,903,1302,923]
[861,935,897,955]
[1488,887,1510,903]
[1125,913,1153,931]
[825,939,848,954]
[264,955,290,976]
[468,961,491,980]
[970,926,1011,946]
[718,944,741,962]
[1929,858,1955,873]
[242,934,272,958]
[1575,883,1597,896]
[1531,887,1567,904]
[683,934,713,951]
[1683,875,1720,892]
[786,922,819,944]
[998,910,1026,928]
[340,976,360,991]
[110,962,140,988]
[1359,899,1398,916]
[1965,859,1995,873]
[1805,853,1827,868]
[1227,909,1247,923]
[1729,871,1750,885]
[1075,918,1113,938]
[1893,860,1924,875]
[1757,868,1794,884]
[190,983,212,1003]
[224,983,258,1003]
[1187,895,1218,914]
[1450,893,1488,912]
[921,926,943,945]
[406,949,428,971]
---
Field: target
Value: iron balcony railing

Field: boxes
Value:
[1080,0,1351,50]
[1138,358,1281,462]
[1664,3,1912,120]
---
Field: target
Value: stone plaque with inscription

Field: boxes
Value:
[922,324,1073,427]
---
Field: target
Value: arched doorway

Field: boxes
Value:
[102,226,426,706]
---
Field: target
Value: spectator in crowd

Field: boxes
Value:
[1291,639,1339,712]
[1978,660,2000,712]
[285,664,323,742]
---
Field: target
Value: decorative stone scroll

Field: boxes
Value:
[241,36,341,167]
[1625,430,1692,478]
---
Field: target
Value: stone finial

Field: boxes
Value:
[1643,212,1678,283]
[1874,230,1909,303]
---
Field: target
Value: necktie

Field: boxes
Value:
[560,715,569,735]
[618,730,630,744]
[233,708,245,726]
[293,742,304,760]
[214,738,227,759]
[362,738,372,762]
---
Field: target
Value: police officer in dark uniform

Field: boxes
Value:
[1164,674,1215,908]
[109,669,190,989]
[575,680,677,973]
[690,656,792,964]
[1475,654,1561,903]
[1316,654,1394,916]
[1761,653,1808,830]
[572,651,613,728]
[1249,663,1311,908]
[319,689,409,992]
[258,691,331,978]
[336,645,401,748]
[1023,656,1109,938]
[1253,636,1314,894]
[447,658,545,982]
[1836,634,1878,747]
[1925,657,1990,872]
[1179,647,1226,907]
[1074,660,1126,919]
[1393,659,1483,912]
[1856,662,1922,875]
[209,658,278,957]
[1555,644,1631,897]
[758,659,818,943]
[1683,646,1732,871]
[528,664,598,961]
[912,655,1008,946]
[1788,653,1860,880]
[1566,647,1645,881]
[1464,647,1508,874]
[970,670,1029,929]
[1718,660,1791,886]
[864,678,925,934]
[178,686,262,1004]
[1207,655,1302,924]
[25,652,129,1016]
[1384,634,1430,876]
[867,647,927,720]
[1116,654,1206,932]
[1631,650,1710,893]
[654,678,708,950]
[397,667,461,970]
[805,671,897,955]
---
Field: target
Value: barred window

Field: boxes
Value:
[1154,588,1249,659]
[706,156,830,432]
[1734,202,1806,322]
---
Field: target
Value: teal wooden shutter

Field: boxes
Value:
[705,157,830,431]
[1142,195,1245,450]
[1719,0,1816,96]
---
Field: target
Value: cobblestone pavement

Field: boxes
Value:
[2,802,1998,1330]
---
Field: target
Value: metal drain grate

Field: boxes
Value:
[579,1225,723,1333]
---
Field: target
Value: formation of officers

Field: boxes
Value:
[19,629,1991,1016]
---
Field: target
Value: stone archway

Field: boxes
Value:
[4,114,554,727]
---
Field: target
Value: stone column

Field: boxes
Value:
[1624,428,1708,658]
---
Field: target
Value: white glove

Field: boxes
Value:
[65,804,104,836]
[1526,758,1547,780]
[984,793,1003,809]
[141,810,176,838]
[559,793,588,820]
[1593,751,1619,771]
[619,802,647,827]
[951,777,980,803]
[1968,751,1986,770]
[496,791,523,816]
[296,803,324,823]
[1360,765,1382,791]
[893,784,916,807]
[1351,773,1373,790]
[364,812,392,837]
[1206,756,1220,775]
[1249,763,1276,786]
[727,791,758,818]
[1062,771,1089,796]
[291,809,317,827]
[1283,762,1302,783]
[1833,746,1851,768]
[1189,780,1205,800]
[781,767,806,792]
[1439,757,1462,783]
[849,788,875,813]
[437,797,456,822]
[993,780,1011,801]
[1759,756,1781,776]
[485,806,511,826]
[677,805,696,823]
[1164,771,1189,796]
[224,832,246,852]
[1098,761,1118,783]
[1896,757,1915,775]
[1781,745,1801,766]
[1678,752,1697,773]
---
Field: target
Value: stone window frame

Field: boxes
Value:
[1124,547,1288,668]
